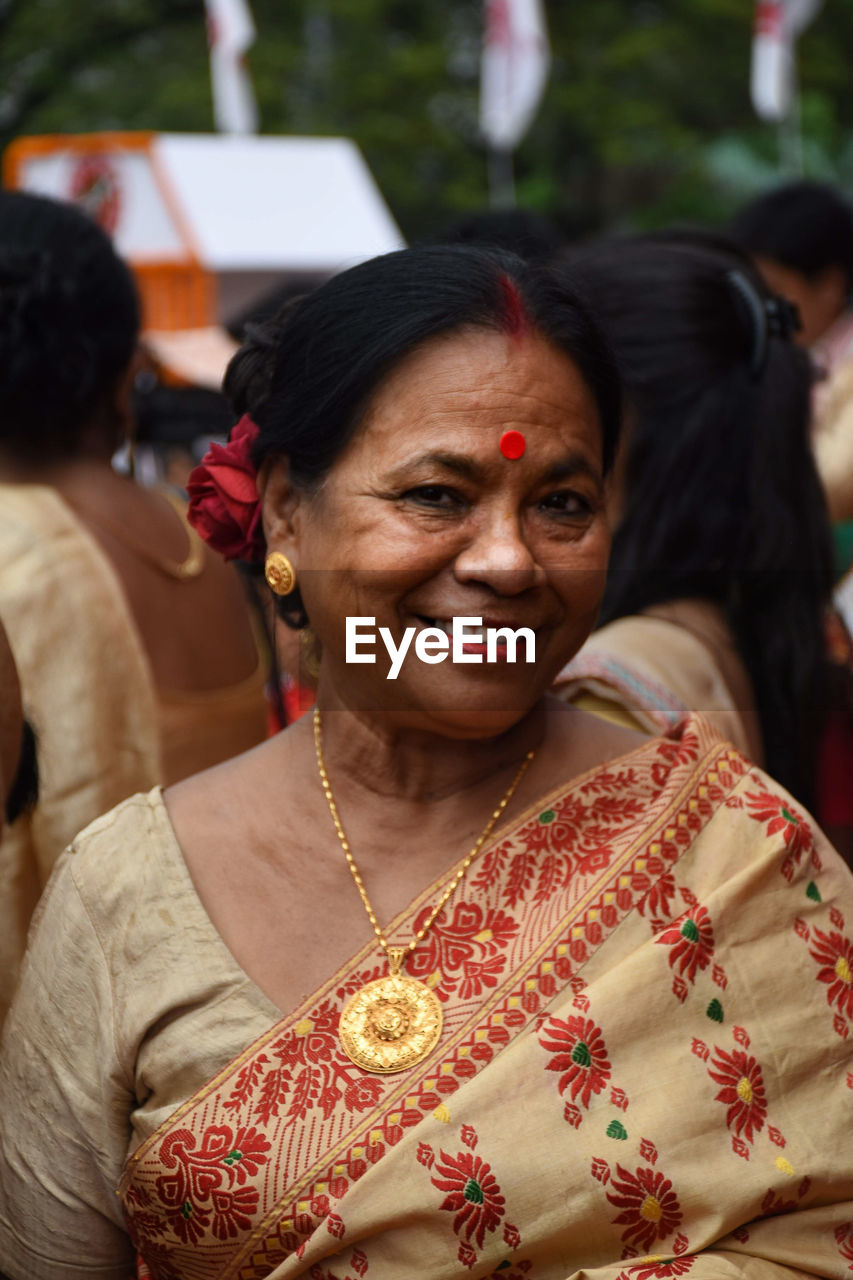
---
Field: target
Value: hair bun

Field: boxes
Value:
[0,244,95,444]
[0,246,74,342]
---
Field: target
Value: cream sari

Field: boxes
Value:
[118,716,853,1279]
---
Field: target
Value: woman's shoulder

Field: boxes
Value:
[555,606,762,760]
[540,702,732,812]
[66,784,172,858]
[29,784,264,1046]
[49,788,182,931]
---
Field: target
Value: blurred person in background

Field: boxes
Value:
[1,244,852,1278]
[731,180,853,353]
[732,181,853,528]
[434,207,564,262]
[557,236,834,819]
[0,189,267,1021]
[0,620,37,1024]
[0,620,36,838]
[0,623,22,837]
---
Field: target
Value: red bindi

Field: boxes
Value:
[499,430,526,460]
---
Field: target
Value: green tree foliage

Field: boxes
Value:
[2,0,852,242]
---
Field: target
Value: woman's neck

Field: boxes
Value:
[310,696,548,807]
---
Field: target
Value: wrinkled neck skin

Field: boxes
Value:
[309,671,549,807]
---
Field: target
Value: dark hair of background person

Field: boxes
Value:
[5,721,37,826]
[730,181,853,292]
[224,243,622,630]
[0,189,140,463]
[566,235,834,809]
[431,209,563,263]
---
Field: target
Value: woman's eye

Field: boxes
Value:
[402,485,466,511]
[538,490,592,518]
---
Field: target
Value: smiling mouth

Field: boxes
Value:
[413,615,538,650]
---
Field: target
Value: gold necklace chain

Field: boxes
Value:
[313,708,534,969]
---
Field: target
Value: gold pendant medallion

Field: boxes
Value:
[338,950,443,1074]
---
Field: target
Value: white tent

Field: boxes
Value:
[5,131,405,327]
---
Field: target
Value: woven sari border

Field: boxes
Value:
[223,735,740,1274]
[121,723,715,1188]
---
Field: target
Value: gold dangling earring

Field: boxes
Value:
[299,625,322,679]
[265,552,297,596]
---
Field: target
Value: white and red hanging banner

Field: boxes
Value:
[205,0,258,135]
[480,0,550,151]
[750,0,824,122]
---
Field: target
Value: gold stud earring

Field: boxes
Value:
[265,552,297,596]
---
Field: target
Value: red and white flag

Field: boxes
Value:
[750,0,823,121]
[480,0,550,151]
[206,0,258,135]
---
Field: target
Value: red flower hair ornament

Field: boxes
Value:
[186,414,265,563]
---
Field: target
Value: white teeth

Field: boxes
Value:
[419,618,497,643]
[419,617,454,636]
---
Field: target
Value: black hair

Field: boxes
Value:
[0,189,140,461]
[432,209,563,263]
[731,181,853,293]
[5,719,38,826]
[569,235,834,808]
[225,243,621,628]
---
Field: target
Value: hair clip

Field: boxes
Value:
[725,269,800,380]
[765,295,801,342]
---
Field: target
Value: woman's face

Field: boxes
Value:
[265,327,611,737]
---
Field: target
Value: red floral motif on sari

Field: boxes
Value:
[605,1162,684,1254]
[406,900,520,1002]
[308,1249,368,1280]
[539,1014,611,1109]
[761,1176,811,1218]
[432,1148,505,1247]
[808,928,853,1020]
[636,863,678,924]
[745,789,812,881]
[619,1259,695,1280]
[707,1047,767,1145]
[421,1127,515,1270]
[223,998,389,1129]
[505,785,653,911]
[656,904,714,983]
[835,1223,853,1268]
[651,727,700,786]
[136,1123,270,1248]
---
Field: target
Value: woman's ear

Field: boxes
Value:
[257,456,305,557]
[113,348,144,439]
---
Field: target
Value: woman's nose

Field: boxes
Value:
[453,509,540,595]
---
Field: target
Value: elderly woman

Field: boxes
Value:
[0,246,851,1279]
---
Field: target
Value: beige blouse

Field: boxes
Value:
[0,485,162,1022]
[0,789,279,1278]
[555,600,764,765]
